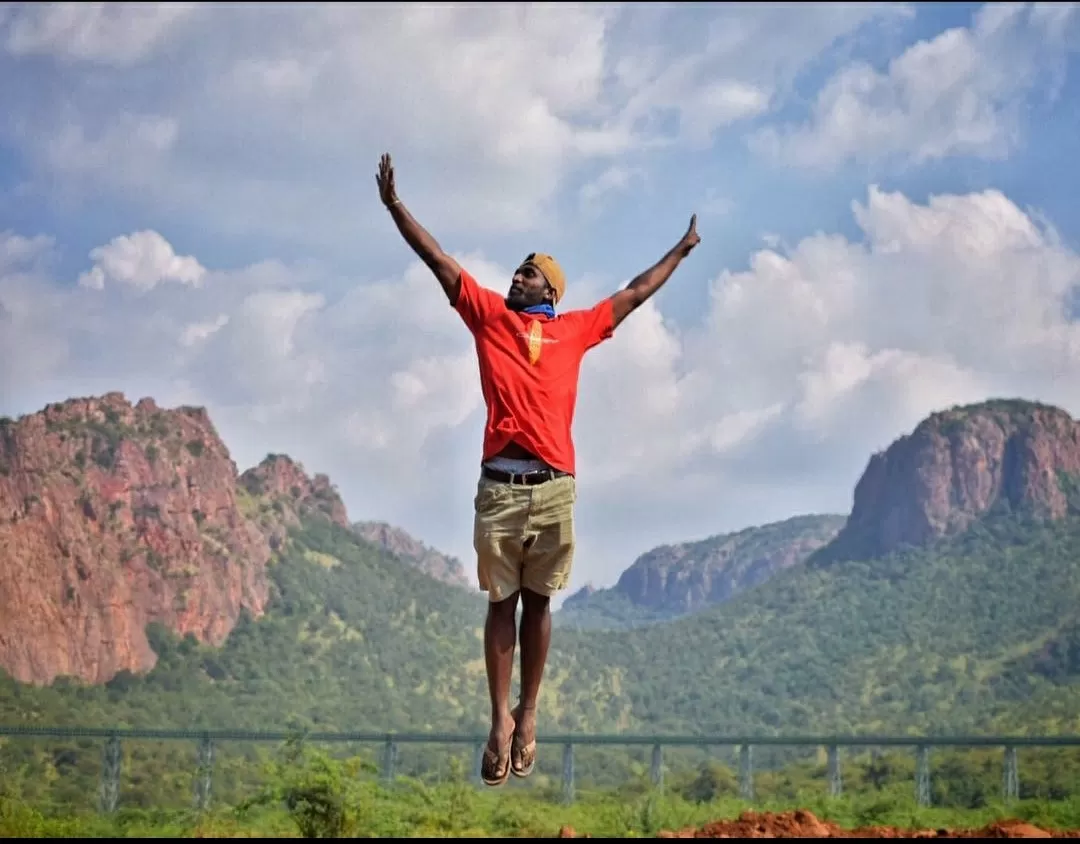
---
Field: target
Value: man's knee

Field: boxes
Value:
[487,591,520,620]
[520,588,550,616]
[476,536,522,603]
[520,548,572,598]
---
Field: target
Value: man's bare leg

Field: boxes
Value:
[482,592,519,783]
[512,587,550,774]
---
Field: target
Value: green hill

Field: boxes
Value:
[3,397,1080,813]
[2,507,1079,739]
[562,513,1080,736]
[3,505,1080,816]
[0,514,623,736]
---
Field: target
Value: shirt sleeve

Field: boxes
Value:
[566,296,616,352]
[453,267,505,333]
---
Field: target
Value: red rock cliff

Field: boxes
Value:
[827,399,1080,562]
[0,394,286,686]
[239,453,349,529]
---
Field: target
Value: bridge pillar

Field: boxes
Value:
[827,744,842,797]
[739,744,754,801]
[562,743,575,804]
[650,743,664,790]
[1003,745,1019,803]
[99,734,121,814]
[382,737,398,784]
[473,741,485,787]
[193,735,214,811]
[915,745,931,807]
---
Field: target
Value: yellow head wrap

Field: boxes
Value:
[524,252,565,305]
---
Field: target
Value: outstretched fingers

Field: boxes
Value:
[376,153,397,204]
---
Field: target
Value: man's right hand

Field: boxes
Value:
[375,151,462,304]
[376,153,399,208]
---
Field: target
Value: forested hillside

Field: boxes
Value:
[2,396,1080,814]
[557,514,846,630]
[3,505,1079,739]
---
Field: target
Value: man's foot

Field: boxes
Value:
[511,703,537,778]
[481,714,515,787]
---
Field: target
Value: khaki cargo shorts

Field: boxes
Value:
[472,472,576,602]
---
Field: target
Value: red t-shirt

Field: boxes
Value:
[453,267,615,476]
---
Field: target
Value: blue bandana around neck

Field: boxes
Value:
[522,303,556,319]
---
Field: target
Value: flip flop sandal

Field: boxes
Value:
[511,732,536,778]
[481,741,511,787]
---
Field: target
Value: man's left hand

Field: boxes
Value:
[677,214,701,257]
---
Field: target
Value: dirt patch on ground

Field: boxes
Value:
[558,809,1080,838]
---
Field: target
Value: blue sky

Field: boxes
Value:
[2,2,1080,602]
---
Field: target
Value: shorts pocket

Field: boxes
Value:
[474,478,513,514]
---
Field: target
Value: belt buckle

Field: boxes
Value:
[501,468,553,485]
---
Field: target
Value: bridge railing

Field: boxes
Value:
[2,726,1078,812]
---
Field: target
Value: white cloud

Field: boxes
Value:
[78,230,205,291]
[390,352,482,434]
[179,314,228,348]
[0,3,895,248]
[700,189,734,218]
[3,2,199,66]
[188,289,328,416]
[578,165,645,217]
[0,232,69,397]
[38,115,179,184]
[3,183,1080,599]
[752,2,1080,170]
[0,230,53,272]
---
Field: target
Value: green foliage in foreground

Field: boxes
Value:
[3,742,1080,838]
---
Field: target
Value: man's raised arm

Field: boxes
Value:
[376,153,463,305]
[610,214,701,328]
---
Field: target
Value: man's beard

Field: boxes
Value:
[505,287,529,310]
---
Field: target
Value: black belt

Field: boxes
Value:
[482,465,568,485]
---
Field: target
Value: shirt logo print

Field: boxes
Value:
[527,321,543,365]
[515,321,559,366]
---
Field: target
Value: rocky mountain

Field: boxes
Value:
[238,452,350,551]
[557,514,846,630]
[817,398,1080,564]
[0,393,354,686]
[3,393,1080,745]
[238,453,470,589]
[240,453,349,527]
[353,520,470,589]
[2,396,1080,813]
[352,520,470,587]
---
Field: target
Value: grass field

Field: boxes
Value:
[4,743,1080,838]
[5,783,1080,838]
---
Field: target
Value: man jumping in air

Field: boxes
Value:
[376,153,700,787]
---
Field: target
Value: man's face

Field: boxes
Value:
[505,262,553,311]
